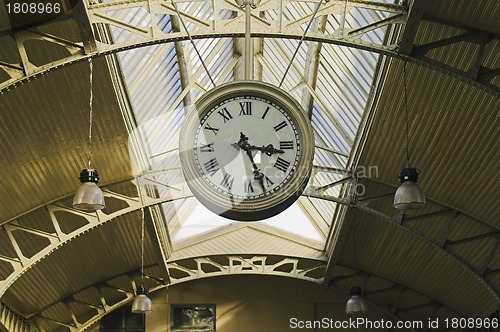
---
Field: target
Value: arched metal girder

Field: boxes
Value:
[0,0,498,96]
[0,304,33,332]
[25,256,443,332]
[1,165,499,328]
[0,168,191,299]
[21,255,326,331]
[302,172,500,306]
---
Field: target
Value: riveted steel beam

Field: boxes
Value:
[28,255,325,331]
[0,168,191,300]
[1,0,496,96]
[0,304,34,332]
[302,170,500,307]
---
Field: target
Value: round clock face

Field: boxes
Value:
[180,81,314,221]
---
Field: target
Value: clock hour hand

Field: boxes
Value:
[248,144,284,156]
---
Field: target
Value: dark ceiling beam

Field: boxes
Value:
[170,15,194,109]
[1,30,498,97]
[72,0,97,54]
[397,0,430,56]
[300,15,327,120]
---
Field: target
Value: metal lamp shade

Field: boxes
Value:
[394,167,425,210]
[394,181,426,210]
[73,168,105,212]
[346,295,367,314]
[73,182,105,211]
[345,287,367,314]
[131,294,153,313]
[131,286,153,314]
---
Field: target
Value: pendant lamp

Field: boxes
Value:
[73,168,105,211]
[73,58,105,212]
[345,209,367,314]
[394,61,425,210]
[132,285,153,314]
[394,167,425,209]
[346,286,367,314]
[132,209,152,314]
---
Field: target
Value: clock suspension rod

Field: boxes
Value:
[171,0,216,87]
[279,0,326,88]
[243,0,255,80]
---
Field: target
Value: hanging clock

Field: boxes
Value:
[179,80,314,221]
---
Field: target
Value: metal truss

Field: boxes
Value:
[0,0,498,95]
[25,255,326,331]
[0,168,190,299]
[167,255,326,284]
[0,163,497,331]
[29,269,163,332]
[28,255,454,332]
[302,166,500,305]
[0,304,33,332]
[329,267,445,332]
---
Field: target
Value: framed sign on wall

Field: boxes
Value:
[171,304,216,332]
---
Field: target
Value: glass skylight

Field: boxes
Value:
[108,0,393,254]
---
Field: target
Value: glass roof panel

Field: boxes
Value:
[108,0,394,256]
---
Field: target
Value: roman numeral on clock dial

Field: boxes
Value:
[239,101,252,116]
[273,121,288,132]
[274,157,290,172]
[205,124,219,135]
[265,175,274,186]
[220,173,234,190]
[243,179,255,193]
[218,107,233,122]
[200,143,214,152]
[261,106,270,119]
[204,158,220,176]
[279,141,293,150]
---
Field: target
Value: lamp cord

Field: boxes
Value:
[279,0,324,88]
[402,61,411,167]
[172,0,216,88]
[351,208,358,284]
[88,58,94,169]
[140,208,145,286]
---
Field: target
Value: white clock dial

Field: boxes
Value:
[193,96,301,200]
[180,80,314,221]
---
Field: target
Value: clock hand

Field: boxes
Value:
[244,148,261,175]
[236,132,267,193]
[253,169,266,192]
[248,144,284,156]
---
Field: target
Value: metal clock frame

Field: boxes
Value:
[179,80,314,221]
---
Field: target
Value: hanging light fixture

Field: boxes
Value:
[346,286,367,314]
[394,61,425,210]
[132,285,152,314]
[345,208,367,314]
[132,209,153,314]
[73,58,105,212]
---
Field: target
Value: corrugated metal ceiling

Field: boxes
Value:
[0,0,498,329]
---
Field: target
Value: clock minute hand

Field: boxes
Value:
[253,169,266,192]
[237,132,267,192]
